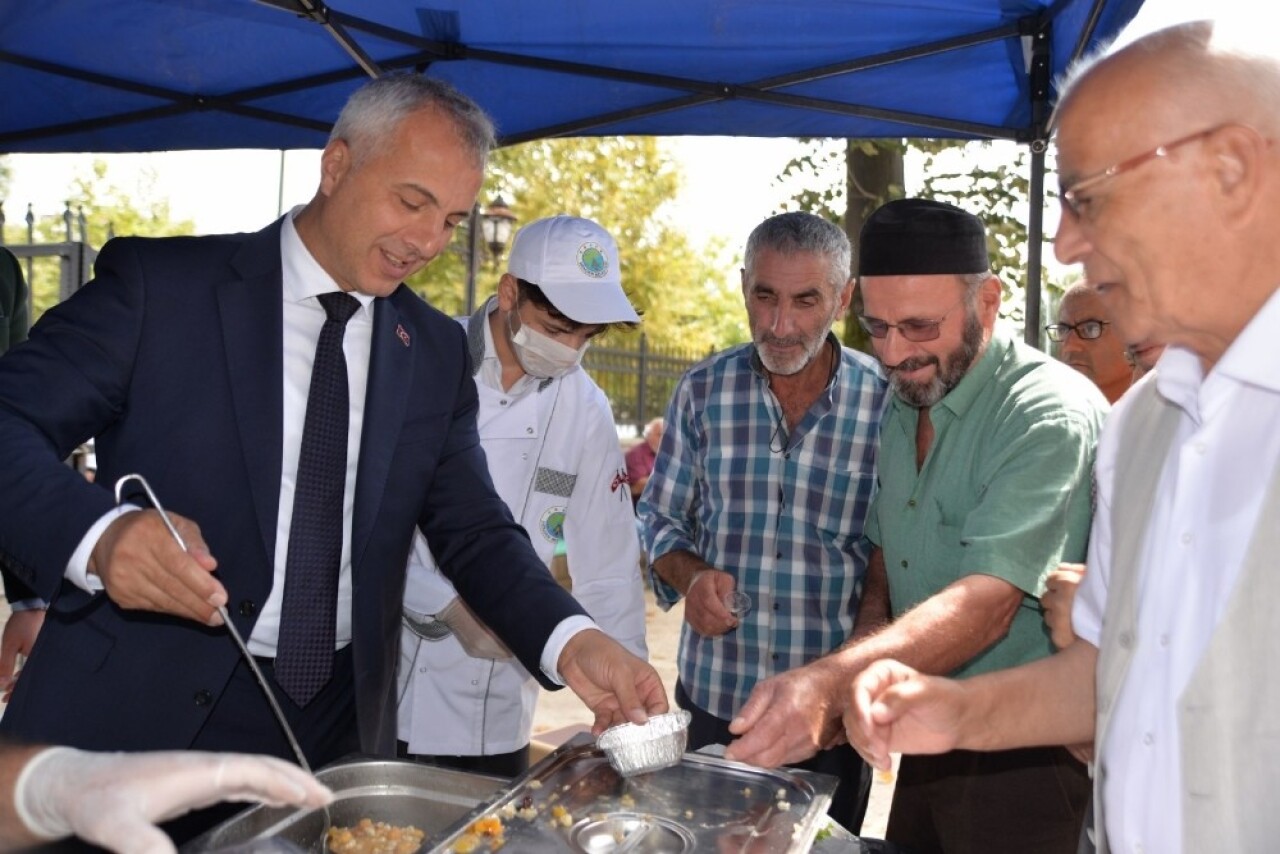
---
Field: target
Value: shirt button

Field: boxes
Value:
[1194,441,1206,454]
[471,680,479,686]
[500,399,509,406]
[773,602,780,610]
[1119,631,1133,649]
[419,666,428,674]
[526,427,534,435]
[1181,532,1193,545]
[193,689,213,707]
[1143,732,1154,746]
[907,499,916,508]
[776,552,782,559]
[238,599,257,617]
[771,653,779,660]
[1159,634,1170,647]
[900,559,908,569]
[521,453,529,460]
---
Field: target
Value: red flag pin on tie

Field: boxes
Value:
[396,324,411,347]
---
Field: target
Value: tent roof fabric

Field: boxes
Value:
[0,0,1143,154]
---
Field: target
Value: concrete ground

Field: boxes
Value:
[530,586,898,840]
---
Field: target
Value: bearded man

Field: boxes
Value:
[721,199,1108,853]
[639,211,887,832]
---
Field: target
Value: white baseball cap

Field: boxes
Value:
[506,215,640,324]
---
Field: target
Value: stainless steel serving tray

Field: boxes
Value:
[182,759,506,853]
[429,734,837,853]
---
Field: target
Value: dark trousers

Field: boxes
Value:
[397,740,529,779]
[676,679,872,834]
[886,746,1090,854]
[161,645,361,845]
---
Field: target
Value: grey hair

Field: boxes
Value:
[329,73,495,169]
[743,212,852,295]
[960,270,993,296]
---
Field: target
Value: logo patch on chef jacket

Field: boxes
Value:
[534,467,577,498]
[539,507,566,543]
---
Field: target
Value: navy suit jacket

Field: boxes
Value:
[0,220,586,756]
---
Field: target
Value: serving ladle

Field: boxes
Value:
[113,474,332,839]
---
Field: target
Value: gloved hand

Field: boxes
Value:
[14,747,333,854]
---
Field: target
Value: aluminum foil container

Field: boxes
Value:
[595,709,691,777]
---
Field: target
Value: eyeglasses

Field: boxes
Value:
[1059,126,1221,220]
[857,298,965,343]
[1045,319,1109,342]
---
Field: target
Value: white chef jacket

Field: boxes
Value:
[397,298,648,755]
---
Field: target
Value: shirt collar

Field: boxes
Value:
[926,331,1008,420]
[468,295,549,394]
[1155,285,1280,416]
[1214,286,1280,393]
[280,206,374,316]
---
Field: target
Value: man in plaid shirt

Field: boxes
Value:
[639,211,887,832]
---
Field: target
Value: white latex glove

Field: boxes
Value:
[14,747,333,854]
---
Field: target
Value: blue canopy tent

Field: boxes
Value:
[0,0,1145,336]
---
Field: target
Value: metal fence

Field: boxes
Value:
[1,202,100,316]
[584,334,710,434]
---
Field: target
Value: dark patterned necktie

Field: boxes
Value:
[275,291,360,707]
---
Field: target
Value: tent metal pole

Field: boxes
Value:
[1026,144,1047,348]
[1023,13,1053,349]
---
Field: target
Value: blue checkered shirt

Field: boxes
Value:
[640,337,888,721]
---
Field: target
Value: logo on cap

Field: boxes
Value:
[577,242,609,279]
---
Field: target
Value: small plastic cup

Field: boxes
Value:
[723,590,753,617]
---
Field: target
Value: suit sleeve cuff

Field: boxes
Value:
[67,505,140,594]
[539,615,598,686]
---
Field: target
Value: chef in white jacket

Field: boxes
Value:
[397,215,649,776]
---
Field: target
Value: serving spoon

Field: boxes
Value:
[113,474,332,840]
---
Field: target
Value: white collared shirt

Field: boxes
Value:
[246,209,374,655]
[1074,288,1280,854]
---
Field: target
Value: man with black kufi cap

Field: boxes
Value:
[725,198,1108,853]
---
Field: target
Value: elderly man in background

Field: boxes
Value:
[845,20,1280,853]
[726,198,1107,854]
[1047,281,1133,403]
[398,215,648,777]
[640,211,887,831]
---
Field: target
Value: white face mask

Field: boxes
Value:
[507,310,587,379]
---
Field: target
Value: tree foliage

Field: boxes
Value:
[779,137,1069,341]
[2,160,195,319]
[406,136,741,353]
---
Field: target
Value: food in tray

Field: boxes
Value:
[325,818,424,854]
[450,816,507,853]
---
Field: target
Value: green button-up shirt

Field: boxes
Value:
[866,333,1108,677]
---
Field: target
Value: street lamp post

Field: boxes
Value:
[463,196,518,316]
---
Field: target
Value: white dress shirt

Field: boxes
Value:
[1074,288,1280,854]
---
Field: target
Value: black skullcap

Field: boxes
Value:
[858,198,989,276]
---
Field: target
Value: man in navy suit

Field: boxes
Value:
[0,74,666,818]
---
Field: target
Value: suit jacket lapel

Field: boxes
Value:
[352,294,413,571]
[219,221,286,566]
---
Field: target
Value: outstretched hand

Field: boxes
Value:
[90,510,226,626]
[558,629,669,734]
[724,659,849,768]
[843,659,964,771]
